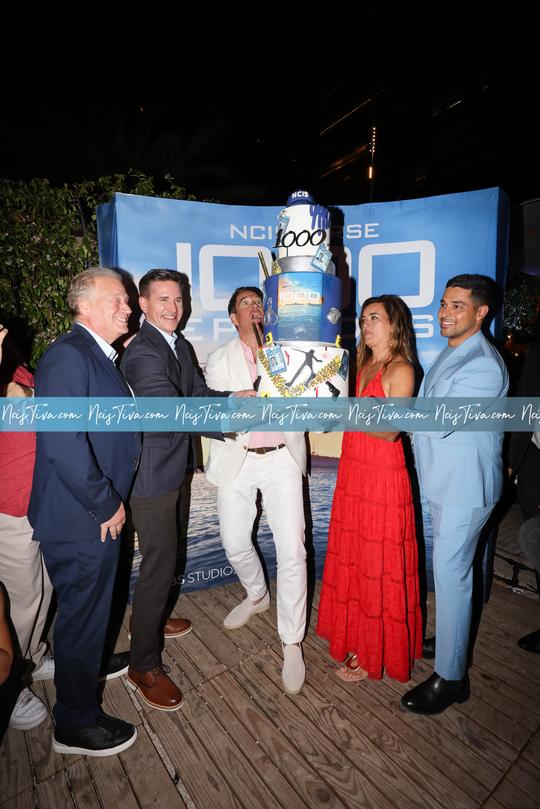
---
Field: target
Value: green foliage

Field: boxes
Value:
[0,171,194,365]
[503,270,540,338]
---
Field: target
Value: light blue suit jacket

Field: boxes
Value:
[413,330,509,508]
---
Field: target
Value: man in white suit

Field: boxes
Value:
[205,287,307,694]
[402,274,508,715]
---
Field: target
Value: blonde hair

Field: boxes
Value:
[68,268,121,316]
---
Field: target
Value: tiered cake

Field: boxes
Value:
[257,190,349,398]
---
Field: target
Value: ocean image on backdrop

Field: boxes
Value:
[178,466,337,593]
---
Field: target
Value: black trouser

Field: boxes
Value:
[129,489,180,671]
[517,443,540,520]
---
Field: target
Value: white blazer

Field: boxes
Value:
[204,338,307,487]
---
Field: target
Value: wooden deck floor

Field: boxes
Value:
[1,575,539,809]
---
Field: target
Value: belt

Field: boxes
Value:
[247,443,285,455]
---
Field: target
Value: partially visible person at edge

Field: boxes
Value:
[317,295,423,683]
[0,325,54,733]
[508,332,540,654]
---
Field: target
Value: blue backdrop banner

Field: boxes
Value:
[98,188,509,370]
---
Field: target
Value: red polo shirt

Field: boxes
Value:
[0,366,35,517]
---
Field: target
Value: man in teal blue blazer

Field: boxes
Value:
[402,274,508,715]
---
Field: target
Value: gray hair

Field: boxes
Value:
[68,267,122,316]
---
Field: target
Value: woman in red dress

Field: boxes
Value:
[317,295,422,682]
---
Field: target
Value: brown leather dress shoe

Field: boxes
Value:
[163,617,192,638]
[126,666,184,711]
[127,617,192,640]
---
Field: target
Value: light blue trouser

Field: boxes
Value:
[427,501,494,680]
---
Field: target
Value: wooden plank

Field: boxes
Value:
[231,652,402,809]
[303,644,488,805]
[176,587,247,669]
[159,641,210,692]
[150,687,298,809]
[482,796,514,809]
[100,677,142,727]
[521,731,540,766]
[306,629,505,792]
[505,755,540,802]
[21,710,63,783]
[120,724,187,808]
[207,669,348,807]
[65,759,101,808]
[0,786,36,809]
[468,648,540,708]
[468,667,540,732]
[209,584,278,649]
[485,584,540,624]
[148,704,244,809]
[391,667,518,769]
[86,755,140,809]
[488,777,540,809]
[408,659,533,750]
[35,770,80,809]
[0,728,33,803]
[167,627,227,683]
[200,679,312,809]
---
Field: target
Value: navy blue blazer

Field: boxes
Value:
[121,320,228,498]
[28,324,141,543]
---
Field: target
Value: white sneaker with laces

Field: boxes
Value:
[32,655,55,681]
[9,688,48,730]
[223,591,270,630]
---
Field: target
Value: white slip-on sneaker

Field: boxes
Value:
[32,655,55,681]
[282,643,305,695]
[9,688,48,730]
[223,591,270,630]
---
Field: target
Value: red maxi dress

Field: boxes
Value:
[317,369,422,682]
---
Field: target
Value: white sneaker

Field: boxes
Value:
[32,655,55,681]
[282,643,305,695]
[9,688,48,730]
[223,591,270,630]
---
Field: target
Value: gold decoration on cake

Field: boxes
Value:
[335,335,341,347]
[257,350,342,398]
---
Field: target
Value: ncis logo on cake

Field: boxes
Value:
[274,189,331,261]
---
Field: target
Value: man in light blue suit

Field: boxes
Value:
[401,274,508,715]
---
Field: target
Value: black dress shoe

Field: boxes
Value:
[98,651,130,681]
[422,636,435,659]
[400,672,470,715]
[53,712,136,756]
[517,629,540,653]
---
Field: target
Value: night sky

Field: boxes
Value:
[2,64,537,211]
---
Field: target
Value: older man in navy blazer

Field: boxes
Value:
[28,268,141,755]
[402,274,508,715]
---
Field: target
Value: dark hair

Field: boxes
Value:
[228,287,263,315]
[139,269,183,298]
[356,294,416,370]
[445,274,500,311]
